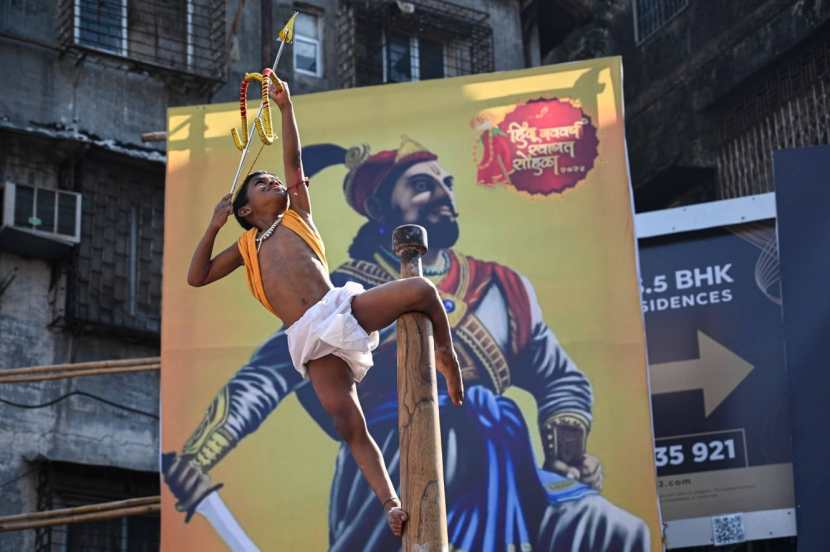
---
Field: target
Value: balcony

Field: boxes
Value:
[337,0,494,88]
[56,0,226,90]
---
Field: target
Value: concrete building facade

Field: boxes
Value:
[0,1,523,549]
[8,0,825,548]
[524,0,830,211]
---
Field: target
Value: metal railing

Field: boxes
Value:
[634,0,689,45]
[56,0,225,84]
[337,0,494,88]
[716,26,830,198]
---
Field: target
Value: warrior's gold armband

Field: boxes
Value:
[541,412,590,467]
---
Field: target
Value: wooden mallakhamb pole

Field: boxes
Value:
[393,224,449,551]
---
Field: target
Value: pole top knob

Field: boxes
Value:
[393,225,428,258]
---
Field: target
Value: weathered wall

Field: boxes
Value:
[214,0,525,99]
[0,134,64,370]
[0,136,160,550]
[0,1,528,549]
[0,1,206,151]
[536,0,830,207]
[454,0,525,72]
[67,151,165,335]
[0,371,159,551]
[0,2,169,548]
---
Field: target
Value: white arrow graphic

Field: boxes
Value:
[649,331,754,417]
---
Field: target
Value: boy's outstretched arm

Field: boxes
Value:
[187,193,243,287]
[270,77,312,214]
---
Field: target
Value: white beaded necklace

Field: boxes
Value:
[256,217,282,253]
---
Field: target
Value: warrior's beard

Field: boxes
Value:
[349,203,460,261]
[384,207,460,249]
[420,217,460,249]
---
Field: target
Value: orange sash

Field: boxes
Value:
[237,209,328,315]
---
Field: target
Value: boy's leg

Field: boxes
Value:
[351,277,464,405]
[307,355,408,536]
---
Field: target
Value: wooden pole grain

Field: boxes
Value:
[393,224,449,551]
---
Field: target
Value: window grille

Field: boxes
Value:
[57,0,226,84]
[34,461,160,552]
[634,0,688,45]
[337,0,493,88]
[716,26,830,198]
[295,11,323,77]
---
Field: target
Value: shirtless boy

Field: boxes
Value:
[174,74,463,536]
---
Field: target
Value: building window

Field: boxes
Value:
[34,461,159,552]
[633,0,688,45]
[337,0,493,89]
[294,12,323,77]
[60,0,226,83]
[715,26,830,199]
[75,0,128,56]
[383,32,444,83]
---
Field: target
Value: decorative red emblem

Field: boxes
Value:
[473,98,599,195]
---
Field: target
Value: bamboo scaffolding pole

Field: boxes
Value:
[0,497,161,533]
[0,358,161,384]
[0,505,161,532]
[0,364,161,384]
[141,131,167,142]
[0,497,159,523]
[0,358,160,377]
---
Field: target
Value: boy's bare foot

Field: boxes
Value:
[384,498,408,537]
[436,346,464,406]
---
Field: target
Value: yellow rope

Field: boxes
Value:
[231,139,268,196]
[246,139,267,177]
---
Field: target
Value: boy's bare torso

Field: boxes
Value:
[258,209,332,326]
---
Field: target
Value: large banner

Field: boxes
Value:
[639,221,794,544]
[774,146,830,552]
[162,57,661,551]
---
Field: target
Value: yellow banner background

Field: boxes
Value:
[162,56,661,550]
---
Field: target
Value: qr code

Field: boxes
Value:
[712,513,746,546]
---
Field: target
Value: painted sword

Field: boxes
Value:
[161,452,260,551]
[196,491,261,551]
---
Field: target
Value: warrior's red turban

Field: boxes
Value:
[343,136,437,219]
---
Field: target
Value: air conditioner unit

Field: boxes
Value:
[0,182,82,259]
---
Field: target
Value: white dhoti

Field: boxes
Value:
[286,281,380,382]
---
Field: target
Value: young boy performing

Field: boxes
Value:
[184,75,464,536]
